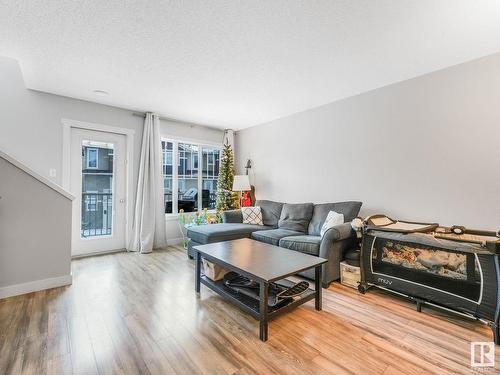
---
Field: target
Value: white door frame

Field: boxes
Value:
[62,118,135,251]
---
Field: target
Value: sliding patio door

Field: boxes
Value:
[70,128,126,256]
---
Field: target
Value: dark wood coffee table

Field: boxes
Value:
[194,238,327,341]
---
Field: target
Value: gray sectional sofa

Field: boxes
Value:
[187,200,362,287]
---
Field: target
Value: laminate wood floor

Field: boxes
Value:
[0,246,498,374]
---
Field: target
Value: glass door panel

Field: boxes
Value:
[70,128,126,256]
[81,140,114,237]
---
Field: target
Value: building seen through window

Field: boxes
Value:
[81,141,114,237]
[162,140,220,214]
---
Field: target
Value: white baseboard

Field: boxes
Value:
[167,237,183,246]
[71,248,126,259]
[0,274,73,300]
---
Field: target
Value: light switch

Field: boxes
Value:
[49,168,57,177]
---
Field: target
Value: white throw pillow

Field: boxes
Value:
[241,206,264,225]
[320,211,344,237]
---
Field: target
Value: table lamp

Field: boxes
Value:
[232,175,251,208]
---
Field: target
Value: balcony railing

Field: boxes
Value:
[81,193,113,237]
[164,192,216,213]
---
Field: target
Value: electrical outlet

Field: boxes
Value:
[49,168,57,177]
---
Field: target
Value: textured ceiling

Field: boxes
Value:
[1,1,500,129]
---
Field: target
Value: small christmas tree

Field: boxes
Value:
[216,143,239,211]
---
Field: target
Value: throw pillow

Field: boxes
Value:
[241,206,264,225]
[277,203,314,233]
[320,211,344,237]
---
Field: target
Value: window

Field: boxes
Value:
[81,141,114,237]
[162,141,173,213]
[84,191,98,212]
[177,143,198,213]
[202,147,220,210]
[164,148,172,166]
[162,139,220,214]
[86,148,98,169]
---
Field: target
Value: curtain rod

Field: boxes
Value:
[132,112,223,132]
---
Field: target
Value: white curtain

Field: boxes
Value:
[128,113,167,253]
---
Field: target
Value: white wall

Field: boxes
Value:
[0,156,72,298]
[159,119,223,145]
[0,56,143,186]
[235,53,500,230]
[0,56,222,187]
[0,55,224,246]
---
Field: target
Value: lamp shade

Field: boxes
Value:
[232,175,251,191]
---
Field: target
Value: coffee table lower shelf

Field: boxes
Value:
[200,275,317,338]
[194,241,325,342]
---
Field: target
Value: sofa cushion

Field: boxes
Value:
[279,235,322,256]
[278,203,314,233]
[221,209,243,223]
[251,229,303,246]
[256,200,284,228]
[308,201,362,236]
[187,223,272,244]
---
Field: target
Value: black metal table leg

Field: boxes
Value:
[195,250,201,294]
[491,322,500,345]
[259,281,269,341]
[315,265,322,311]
